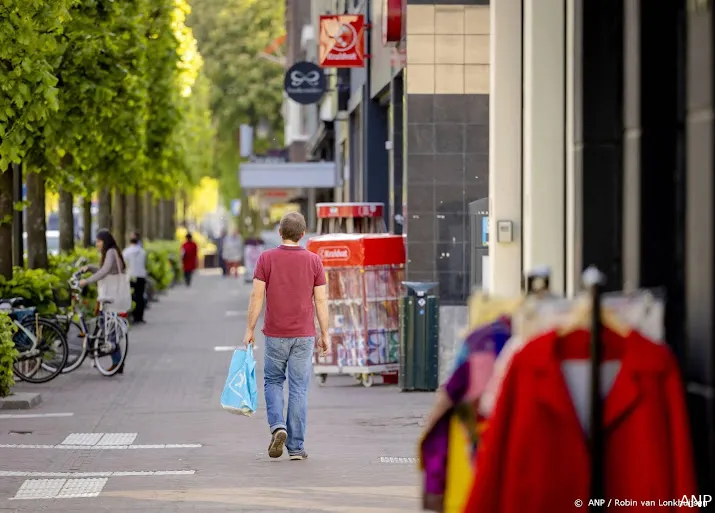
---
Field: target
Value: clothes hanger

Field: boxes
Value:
[558,295,631,337]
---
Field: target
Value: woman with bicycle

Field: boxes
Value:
[79,229,130,374]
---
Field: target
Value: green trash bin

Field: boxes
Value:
[399,281,439,392]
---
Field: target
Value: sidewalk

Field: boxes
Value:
[0,271,434,512]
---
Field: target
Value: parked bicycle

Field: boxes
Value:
[43,261,129,377]
[0,298,69,384]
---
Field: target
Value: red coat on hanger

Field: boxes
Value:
[464,328,697,513]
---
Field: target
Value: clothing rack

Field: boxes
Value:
[582,267,605,513]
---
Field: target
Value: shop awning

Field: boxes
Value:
[239,162,337,189]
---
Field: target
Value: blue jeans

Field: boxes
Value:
[264,336,314,454]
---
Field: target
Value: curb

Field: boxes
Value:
[0,392,43,410]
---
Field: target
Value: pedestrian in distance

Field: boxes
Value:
[243,211,330,461]
[222,229,243,277]
[181,233,199,287]
[123,233,148,324]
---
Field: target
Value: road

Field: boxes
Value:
[0,270,433,512]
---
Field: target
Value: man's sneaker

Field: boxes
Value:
[268,429,287,458]
[289,450,308,461]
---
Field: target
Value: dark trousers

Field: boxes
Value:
[132,277,146,322]
[184,270,194,287]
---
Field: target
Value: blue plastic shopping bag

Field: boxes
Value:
[221,345,258,416]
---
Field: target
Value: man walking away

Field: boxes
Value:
[181,233,199,286]
[123,233,147,324]
[243,212,329,461]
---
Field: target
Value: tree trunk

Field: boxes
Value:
[180,190,188,227]
[26,171,48,269]
[159,199,175,240]
[126,192,139,235]
[82,198,92,247]
[114,190,127,248]
[142,193,152,240]
[58,189,75,253]
[0,168,13,279]
[98,188,112,231]
[150,197,160,240]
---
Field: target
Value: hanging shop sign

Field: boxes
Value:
[319,15,366,68]
[383,0,404,44]
[283,61,327,105]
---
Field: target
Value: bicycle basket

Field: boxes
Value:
[11,307,36,322]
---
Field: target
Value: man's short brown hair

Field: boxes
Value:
[279,212,307,242]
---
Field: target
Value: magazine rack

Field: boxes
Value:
[307,233,406,387]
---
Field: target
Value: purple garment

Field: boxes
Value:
[421,412,451,495]
[445,319,511,403]
[445,360,471,404]
[421,319,512,500]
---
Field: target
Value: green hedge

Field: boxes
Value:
[0,242,180,396]
[0,244,180,313]
[0,312,18,398]
[145,241,181,291]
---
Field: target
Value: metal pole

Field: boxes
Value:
[11,162,23,267]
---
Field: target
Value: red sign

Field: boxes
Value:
[319,15,366,68]
[308,234,406,268]
[318,246,351,261]
[383,0,403,44]
[316,202,384,219]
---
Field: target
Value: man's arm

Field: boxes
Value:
[244,278,266,344]
[314,284,329,352]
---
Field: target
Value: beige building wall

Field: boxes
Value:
[488,0,570,296]
[405,4,490,95]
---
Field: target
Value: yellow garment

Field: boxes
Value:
[466,293,522,334]
[444,414,473,512]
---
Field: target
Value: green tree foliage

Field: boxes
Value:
[34,0,148,183]
[0,0,73,278]
[188,0,285,204]
[0,0,73,168]
[0,0,217,277]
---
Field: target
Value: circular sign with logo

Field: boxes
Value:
[284,61,327,105]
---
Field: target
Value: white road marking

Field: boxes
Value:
[225,310,243,317]
[0,412,74,420]
[61,433,136,446]
[97,433,137,446]
[0,443,202,450]
[0,470,196,478]
[10,478,108,500]
[377,457,418,464]
[215,345,258,352]
[61,433,105,446]
[214,346,238,352]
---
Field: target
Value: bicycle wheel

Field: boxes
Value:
[94,316,128,377]
[13,317,69,383]
[41,319,87,374]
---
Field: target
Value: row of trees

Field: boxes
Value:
[187,0,284,211]
[0,0,215,279]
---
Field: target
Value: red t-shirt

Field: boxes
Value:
[254,245,326,337]
[181,241,198,272]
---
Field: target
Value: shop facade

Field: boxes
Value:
[490,0,714,493]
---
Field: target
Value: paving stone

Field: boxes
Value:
[0,272,435,511]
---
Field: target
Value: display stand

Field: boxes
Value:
[307,234,406,387]
[316,202,386,234]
